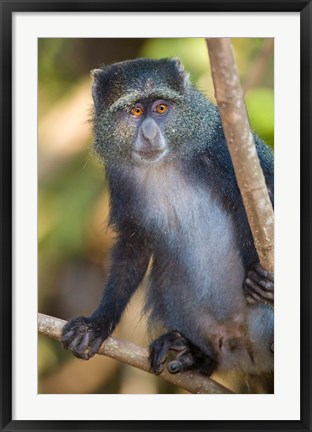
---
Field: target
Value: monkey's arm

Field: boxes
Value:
[61,231,151,360]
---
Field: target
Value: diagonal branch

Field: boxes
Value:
[38,313,233,394]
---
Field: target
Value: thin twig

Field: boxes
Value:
[38,313,233,394]
[206,38,274,272]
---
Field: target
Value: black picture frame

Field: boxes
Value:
[1,1,311,431]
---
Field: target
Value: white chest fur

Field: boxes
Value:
[131,163,245,314]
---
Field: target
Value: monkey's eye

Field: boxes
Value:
[131,106,144,117]
[154,103,168,114]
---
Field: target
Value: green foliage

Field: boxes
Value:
[245,88,274,147]
[38,336,59,375]
[139,38,209,82]
[39,154,103,263]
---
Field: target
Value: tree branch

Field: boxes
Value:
[38,313,233,394]
[206,38,274,272]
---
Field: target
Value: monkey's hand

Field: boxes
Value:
[149,330,217,376]
[61,316,111,360]
[244,263,274,306]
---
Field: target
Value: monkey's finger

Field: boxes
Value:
[248,270,274,291]
[170,339,189,352]
[61,316,93,349]
[245,277,274,300]
[168,352,194,374]
[245,278,274,302]
[168,360,183,374]
[67,334,86,358]
[149,332,182,361]
[246,295,257,305]
[61,330,76,348]
[149,342,170,374]
[252,263,274,282]
[76,333,97,360]
[244,284,274,307]
[62,328,92,358]
[77,334,104,360]
[76,332,91,353]
[244,285,266,306]
[244,284,261,301]
[245,288,274,307]
[150,357,164,375]
[151,340,170,363]
[88,335,106,356]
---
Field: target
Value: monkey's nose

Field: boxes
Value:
[141,118,159,141]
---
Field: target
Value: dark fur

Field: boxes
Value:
[62,58,274,378]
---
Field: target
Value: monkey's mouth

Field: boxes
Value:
[132,149,166,162]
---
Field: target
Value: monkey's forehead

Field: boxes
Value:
[109,87,184,112]
[97,58,188,101]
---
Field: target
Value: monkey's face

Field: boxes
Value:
[93,96,176,166]
[127,98,174,164]
[91,58,216,166]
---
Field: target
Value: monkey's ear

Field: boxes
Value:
[171,57,190,90]
[91,68,109,114]
[172,57,183,68]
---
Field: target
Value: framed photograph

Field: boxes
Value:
[1,1,311,431]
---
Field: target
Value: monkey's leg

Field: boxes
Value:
[244,262,274,306]
[61,233,150,360]
[149,331,217,376]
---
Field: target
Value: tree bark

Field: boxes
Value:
[206,38,274,272]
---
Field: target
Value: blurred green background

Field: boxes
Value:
[38,38,274,394]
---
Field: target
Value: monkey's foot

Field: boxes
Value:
[244,263,274,306]
[149,330,217,376]
[61,316,110,360]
